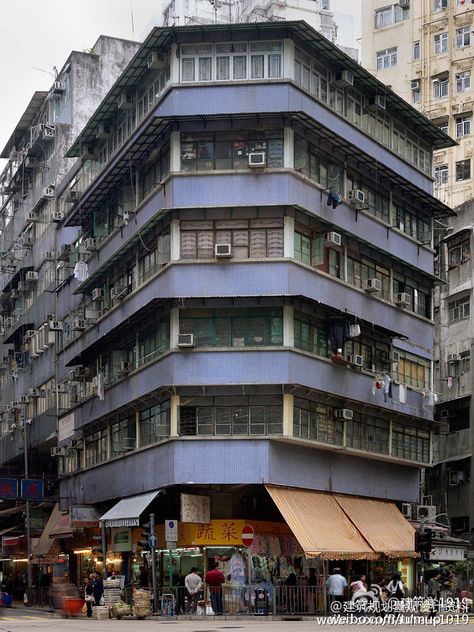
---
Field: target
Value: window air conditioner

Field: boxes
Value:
[10,290,19,299]
[177,333,195,348]
[367,95,386,112]
[49,320,63,331]
[334,408,354,421]
[92,288,104,302]
[248,152,266,168]
[118,361,130,375]
[363,278,382,293]
[28,388,45,398]
[20,236,33,248]
[214,243,232,258]
[66,189,80,203]
[117,91,134,110]
[72,319,87,331]
[95,123,111,140]
[42,125,55,139]
[82,146,97,161]
[401,503,413,519]
[43,186,55,198]
[333,70,354,87]
[398,0,410,8]
[52,81,66,94]
[44,251,55,261]
[416,505,436,523]
[349,354,364,367]
[84,237,99,251]
[27,212,40,223]
[111,285,128,301]
[20,395,31,404]
[324,231,342,246]
[411,80,420,91]
[348,189,365,205]
[448,471,464,486]
[50,446,68,457]
[394,292,411,307]
[58,244,72,261]
[26,271,39,282]
[147,51,168,70]
[51,211,63,223]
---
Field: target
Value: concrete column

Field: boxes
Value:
[283,305,294,347]
[283,393,294,437]
[388,419,393,457]
[284,216,294,258]
[283,39,295,80]
[170,43,180,84]
[170,131,181,172]
[106,424,111,461]
[170,394,180,437]
[135,410,141,450]
[170,219,180,261]
[170,306,180,348]
[283,127,294,169]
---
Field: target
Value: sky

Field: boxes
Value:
[0,0,161,156]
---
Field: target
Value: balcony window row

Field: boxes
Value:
[432,71,471,99]
[447,231,471,269]
[374,5,409,29]
[181,41,283,83]
[293,48,432,176]
[434,159,471,186]
[448,295,470,322]
[180,130,284,171]
[447,349,470,377]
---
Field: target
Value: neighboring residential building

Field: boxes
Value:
[361,0,474,209]
[26,19,452,593]
[0,35,139,578]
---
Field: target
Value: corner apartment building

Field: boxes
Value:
[361,0,474,209]
[0,36,139,567]
[40,20,454,589]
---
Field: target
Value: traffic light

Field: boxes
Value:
[416,529,432,553]
[138,520,152,550]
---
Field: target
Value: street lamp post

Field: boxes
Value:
[23,419,32,594]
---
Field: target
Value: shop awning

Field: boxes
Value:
[334,495,417,558]
[99,490,161,528]
[49,512,74,539]
[265,485,377,560]
[33,504,61,557]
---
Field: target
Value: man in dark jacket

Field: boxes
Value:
[92,572,104,606]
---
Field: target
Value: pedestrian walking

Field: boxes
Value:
[206,562,225,614]
[84,574,94,618]
[326,568,347,612]
[92,572,104,606]
[185,567,202,613]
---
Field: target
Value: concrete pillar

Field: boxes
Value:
[106,424,111,461]
[283,39,295,80]
[170,394,180,437]
[284,127,294,169]
[135,410,141,449]
[283,306,294,347]
[170,306,180,348]
[170,43,180,83]
[283,393,294,437]
[284,216,294,258]
[388,419,393,457]
[170,219,180,261]
[170,131,181,172]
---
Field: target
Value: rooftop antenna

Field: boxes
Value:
[32,66,58,78]
[129,0,136,39]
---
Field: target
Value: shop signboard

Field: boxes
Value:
[165,519,178,542]
[21,479,44,501]
[0,478,18,499]
[430,546,465,561]
[181,493,211,523]
[111,528,132,552]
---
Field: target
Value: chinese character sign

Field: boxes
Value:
[21,479,44,501]
[0,478,18,499]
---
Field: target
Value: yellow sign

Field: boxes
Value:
[155,519,292,547]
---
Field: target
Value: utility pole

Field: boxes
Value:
[149,513,158,612]
[23,420,32,594]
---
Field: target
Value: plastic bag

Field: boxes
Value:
[100,595,105,606]
[82,602,88,613]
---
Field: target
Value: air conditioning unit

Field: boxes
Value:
[69,366,91,380]
[363,278,382,293]
[367,95,386,111]
[81,145,97,161]
[147,51,168,70]
[416,505,437,523]
[117,91,133,110]
[20,236,33,248]
[248,152,266,168]
[448,471,464,486]
[401,503,413,519]
[214,243,232,258]
[333,69,354,87]
[27,212,40,223]
[91,376,99,389]
[111,285,128,300]
[42,124,55,139]
[349,354,364,367]
[348,189,365,205]
[10,290,19,299]
[49,320,63,331]
[411,80,420,91]
[28,388,45,398]
[50,446,68,457]
[10,401,21,409]
[324,231,342,246]
[390,350,401,362]
[334,408,353,420]
[394,292,411,308]
[118,360,130,375]
[66,189,80,203]
[20,395,31,404]
[52,80,66,94]
[398,0,410,8]
[26,271,38,282]
[72,319,87,331]
[42,186,55,198]
[44,251,55,261]
[92,288,104,302]
[177,333,195,348]
[84,237,99,251]
[51,211,63,223]
[95,122,111,140]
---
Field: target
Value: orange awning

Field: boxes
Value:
[265,485,378,560]
[334,495,418,558]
